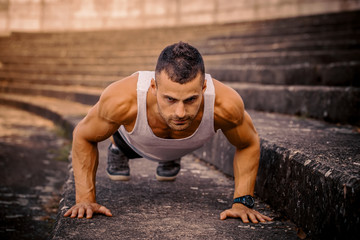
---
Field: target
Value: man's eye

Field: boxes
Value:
[185,97,197,103]
[167,97,175,102]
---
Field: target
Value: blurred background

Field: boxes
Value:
[1,0,359,33]
[0,0,359,239]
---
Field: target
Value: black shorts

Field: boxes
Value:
[112,131,142,159]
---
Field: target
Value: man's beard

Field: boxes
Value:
[158,106,197,131]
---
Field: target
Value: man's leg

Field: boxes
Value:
[109,131,181,182]
[156,159,181,181]
[107,131,142,181]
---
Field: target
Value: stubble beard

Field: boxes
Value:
[157,105,197,132]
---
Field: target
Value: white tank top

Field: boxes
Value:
[119,71,216,161]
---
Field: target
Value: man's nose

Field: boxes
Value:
[175,102,186,118]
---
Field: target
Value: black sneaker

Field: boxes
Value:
[106,144,130,181]
[156,159,181,181]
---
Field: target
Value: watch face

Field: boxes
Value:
[234,195,255,208]
[245,196,255,208]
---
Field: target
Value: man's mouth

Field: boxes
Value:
[173,119,188,125]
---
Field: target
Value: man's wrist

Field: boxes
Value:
[233,195,255,209]
[76,193,96,203]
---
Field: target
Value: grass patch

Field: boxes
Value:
[50,125,73,162]
[54,141,72,162]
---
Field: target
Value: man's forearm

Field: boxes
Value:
[233,142,260,198]
[72,137,99,203]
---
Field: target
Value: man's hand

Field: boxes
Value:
[220,203,272,223]
[64,202,113,219]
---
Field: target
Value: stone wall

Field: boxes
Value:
[1,0,360,33]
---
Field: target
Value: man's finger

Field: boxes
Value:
[256,214,266,223]
[239,212,250,223]
[262,214,273,221]
[97,206,113,217]
[64,208,72,217]
[220,210,227,220]
[78,207,85,219]
[248,212,258,224]
[220,209,240,220]
[70,208,78,218]
[86,208,94,219]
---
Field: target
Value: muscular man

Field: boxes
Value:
[64,42,272,223]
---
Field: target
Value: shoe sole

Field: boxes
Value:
[107,172,131,181]
[155,174,177,181]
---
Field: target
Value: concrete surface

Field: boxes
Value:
[0,105,69,240]
[0,96,300,239]
[195,111,360,239]
[51,141,299,240]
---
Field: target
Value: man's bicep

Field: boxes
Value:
[222,111,258,150]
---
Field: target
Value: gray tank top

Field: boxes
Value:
[119,71,216,161]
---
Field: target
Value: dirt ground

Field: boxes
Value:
[0,105,70,240]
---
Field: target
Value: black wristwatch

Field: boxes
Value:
[233,195,255,209]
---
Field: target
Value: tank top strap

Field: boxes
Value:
[131,71,154,134]
[137,71,155,91]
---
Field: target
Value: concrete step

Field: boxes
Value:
[1,28,197,47]
[1,59,359,87]
[203,26,360,43]
[2,10,358,47]
[0,63,153,76]
[0,47,160,59]
[1,51,359,88]
[194,110,360,239]
[2,36,358,60]
[0,71,117,88]
[0,55,157,66]
[1,11,358,59]
[1,55,359,88]
[0,94,91,138]
[207,61,360,87]
[204,49,360,66]
[198,34,360,55]
[1,80,358,126]
[0,83,103,105]
[1,61,358,88]
[2,43,358,68]
[229,82,360,125]
[3,27,359,54]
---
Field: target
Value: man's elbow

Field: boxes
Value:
[72,121,93,145]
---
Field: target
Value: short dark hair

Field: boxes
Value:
[155,41,205,85]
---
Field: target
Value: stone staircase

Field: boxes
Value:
[0,10,359,239]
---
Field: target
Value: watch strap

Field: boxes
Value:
[233,195,255,209]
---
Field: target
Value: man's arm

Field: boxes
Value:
[214,80,272,223]
[64,75,137,219]
[220,111,271,223]
[64,103,120,219]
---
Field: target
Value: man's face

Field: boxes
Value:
[151,71,206,131]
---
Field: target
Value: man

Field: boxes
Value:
[64,42,272,223]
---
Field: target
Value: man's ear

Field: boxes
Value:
[202,79,207,94]
[151,78,157,95]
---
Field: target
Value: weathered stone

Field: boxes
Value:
[50,141,298,240]
[228,83,360,125]
[194,110,360,239]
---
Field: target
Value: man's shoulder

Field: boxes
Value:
[97,74,138,124]
[213,79,245,130]
[101,74,138,101]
